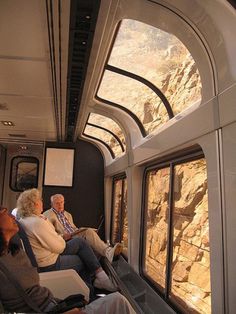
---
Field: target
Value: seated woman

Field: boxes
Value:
[0,207,135,313]
[17,189,115,291]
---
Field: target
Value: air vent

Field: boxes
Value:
[8,134,26,138]
[65,0,101,141]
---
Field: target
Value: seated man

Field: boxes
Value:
[44,194,122,262]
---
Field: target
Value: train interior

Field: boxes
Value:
[0,0,236,313]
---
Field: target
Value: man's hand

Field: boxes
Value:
[63,233,72,241]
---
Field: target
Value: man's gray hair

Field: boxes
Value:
[51,194,64,205]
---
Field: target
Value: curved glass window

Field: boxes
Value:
[109,19,202,115]
[98,70,169,134]
[84,124,123,158]
[97,19,202,136]
[88,113,126,153]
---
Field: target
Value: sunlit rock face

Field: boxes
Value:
[144,159,211,314]
[111,178,129,256]
[111,180,123,244]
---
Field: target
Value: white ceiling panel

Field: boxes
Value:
[0,95,53,118]
[0,115,55,132]
[0,0,48,58]
[0,59,52,96]
[0,129,57,142]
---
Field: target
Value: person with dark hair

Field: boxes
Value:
[17,189,116,291]
[0,207,136,313]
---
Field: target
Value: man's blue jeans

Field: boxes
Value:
[39,237,100,284]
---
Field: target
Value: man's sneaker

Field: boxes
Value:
[93,277,117,292]
[105,243,123,263]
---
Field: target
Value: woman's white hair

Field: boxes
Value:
[17,188,40,218]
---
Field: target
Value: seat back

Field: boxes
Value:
[11,221,38,268]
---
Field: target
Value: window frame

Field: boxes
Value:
[87,122,125,153]
[105,64,174,119]
[9,156,39,192]
[140,148,208,313]
[82,113,126,159]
